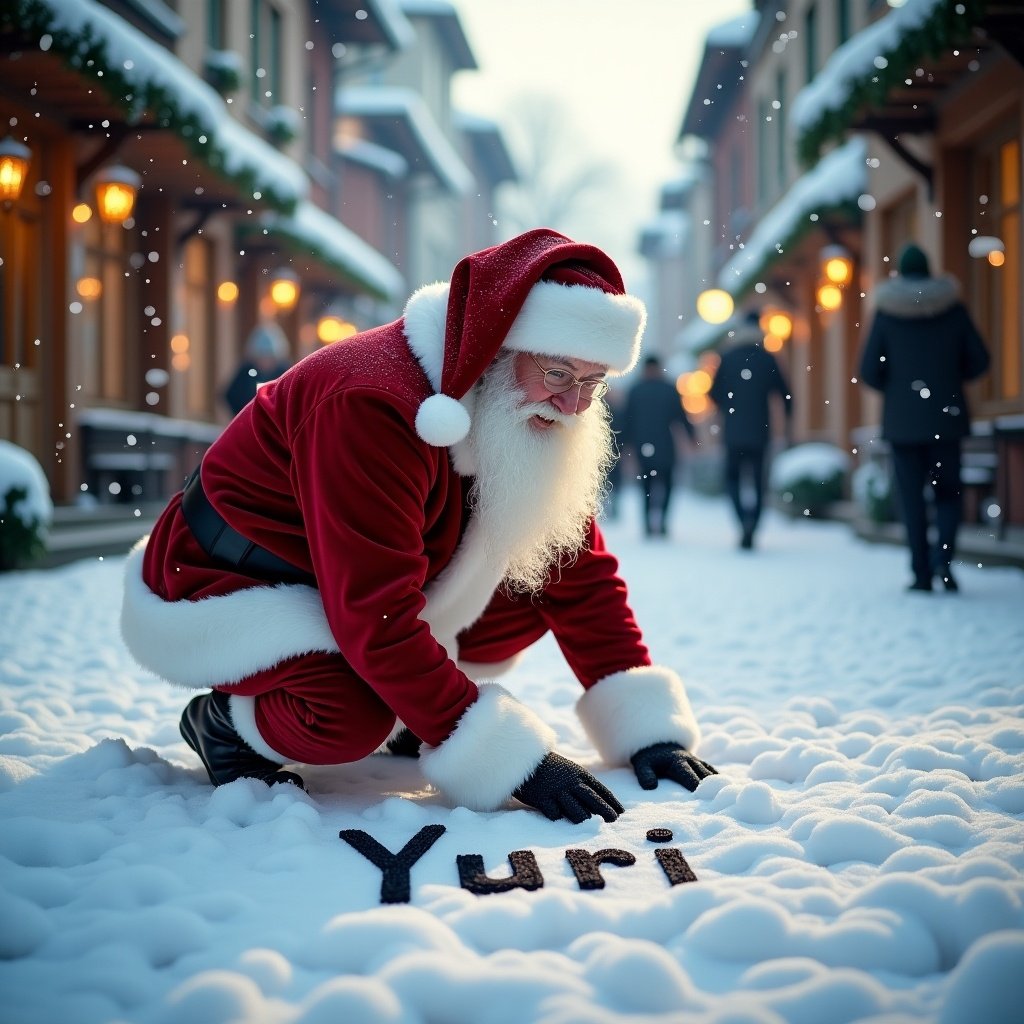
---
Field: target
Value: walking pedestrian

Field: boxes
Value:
[223,320,293,417]
[708,311,793,549]
[858,243,990,592]
[623,355,695,537]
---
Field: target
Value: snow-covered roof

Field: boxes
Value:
[705,10,761,49]
[718,136,867,297]
[258,202,406,302]
[453,110,517,185]
[361,0,417,50]
[791,0,971,163]
[337,139,409,179]
[639,211,690,259]
[397,0,477,70]
[22,0,308,209]
[338,86,473,194]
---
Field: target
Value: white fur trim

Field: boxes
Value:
[403,282,449,390]
[503,280,645,375]
[120,538,339,688]
[415,393,471,446]
[228,694,293,762]
[576,665,701,765]
[419,682,555,811]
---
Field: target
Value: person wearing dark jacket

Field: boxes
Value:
[858,244,990,592]
[708,312,793,549]
[224,321,293,417]
[623,355,696,536]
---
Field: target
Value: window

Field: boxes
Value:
[249,0,283,108]
[757,97,770,206]
[805,3,818,84]
[972,134,1022,404]
[178,237,215,418]
[207,0,225,50]
[74,217,129,403]
[837,0,851,46]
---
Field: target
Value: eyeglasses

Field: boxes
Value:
[529,354,609,400]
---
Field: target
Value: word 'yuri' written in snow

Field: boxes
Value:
[338,825,698,905]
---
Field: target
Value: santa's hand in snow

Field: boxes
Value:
[122,228,716,821]
[630,742,718,792]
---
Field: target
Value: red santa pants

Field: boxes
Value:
[218,590,549,764]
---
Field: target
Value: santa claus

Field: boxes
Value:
[121,228,716,822]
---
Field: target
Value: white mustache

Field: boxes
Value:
[517,401,581,427]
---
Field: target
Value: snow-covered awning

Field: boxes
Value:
[718,137,867,298]
[18,0,308,211]
[338,86,473,195]
[255,202,405,302]
[337,139,409,180]
[639,211,690,260]
[791,0,980,165]
[398,0,477,70]
[454,111,517,186]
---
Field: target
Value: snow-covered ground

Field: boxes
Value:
[1,490,1022,1024]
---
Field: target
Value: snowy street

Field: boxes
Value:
[1,491,1023,1024]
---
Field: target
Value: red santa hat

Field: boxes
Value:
[409,228,646,447]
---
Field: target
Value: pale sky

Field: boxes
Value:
[448,0,753,287]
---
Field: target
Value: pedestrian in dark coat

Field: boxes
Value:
[623,355,695,537]
[858,243,990,592]
[708,312,792,549]
[223,321,293,417]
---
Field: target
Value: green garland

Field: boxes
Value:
[797,0,986,166]
[9,0,297,213]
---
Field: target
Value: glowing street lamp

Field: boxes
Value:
[696,288,734,325]
[817,282,843,312]
[759,308,793,343]
[0,136,31,206]
[316,308,358,344]
[94,165,142,224]
[269,268,300,311]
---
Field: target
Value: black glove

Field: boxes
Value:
[631,742,718,792]
[385,728,422,758]
[513,752,624,824]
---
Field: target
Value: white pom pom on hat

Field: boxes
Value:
[406,229,646,448]
[415,393,473,447]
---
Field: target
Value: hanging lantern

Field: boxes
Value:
[820,244,854,287]
[695,288,734,325]
[269,268,300,310]
[0,136,31,205]
[94,165,141,224]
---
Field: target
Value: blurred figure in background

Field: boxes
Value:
[224,320,292,418]
[601,386,631,521]
[709,311,793,550]
[858,243,990,593]
[623,355,695,537]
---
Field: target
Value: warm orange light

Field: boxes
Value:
[94,165,141,224]
[317,313,358,344]
[821,244,853,287]
[269,269,300,310]
[171,352,191,371]
[72,203,93,224]
[0,136,31,204]
[817,282,843,312]
[682,393,709,416]
[76,277,102,299]
[170,333,190,354]
[217,281,239,303]
[988,250,1005,267]
[760,309,792,342]
[680,369,712,397]
[764,334,784,353]
[696,288,734,325]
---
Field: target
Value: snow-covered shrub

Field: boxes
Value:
[851,459,893,524]
[769,442,850,517]
[0,440,53,571]
[204,49,242,96]
[266,105,300,146]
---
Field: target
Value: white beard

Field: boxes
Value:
[465,354,616,595]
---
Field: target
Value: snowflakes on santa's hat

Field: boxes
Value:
[403,228,647,448]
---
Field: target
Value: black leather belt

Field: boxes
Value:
[180,468,317,587]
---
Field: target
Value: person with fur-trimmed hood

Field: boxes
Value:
[121,228,717,822]
[859,243,990,593]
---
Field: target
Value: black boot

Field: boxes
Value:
[179,690,305,789]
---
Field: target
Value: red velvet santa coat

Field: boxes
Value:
[121,285,702,810]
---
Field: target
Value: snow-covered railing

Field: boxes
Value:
[791,0,983,165]
[255,202,406,303]
[16,0,308,211]
[718,137,867,299]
